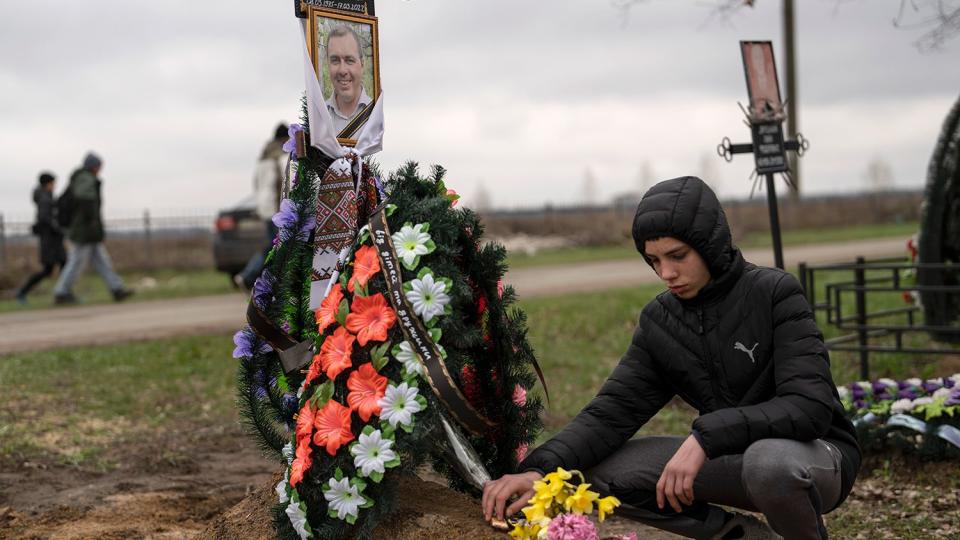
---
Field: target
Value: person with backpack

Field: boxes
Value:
[482,177,860,540]
[52,152,134,305]
[14,172,67,304]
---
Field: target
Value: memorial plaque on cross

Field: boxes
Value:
[716,41,809,270]
[294,0,375,18]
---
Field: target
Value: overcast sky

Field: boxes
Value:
[1,0,957,220]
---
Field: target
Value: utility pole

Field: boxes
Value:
[783,0,799,199]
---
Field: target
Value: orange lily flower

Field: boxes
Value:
[318,326,356,380]
[348,245,381,293]
[295,402,316,442]
[289,438,313,487]
[304,354,324,386]
[345,293,397,346]
[312,399,355,456]
[315,283,344,334]
[346,363,388,421]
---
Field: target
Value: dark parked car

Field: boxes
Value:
[213,196,265,281]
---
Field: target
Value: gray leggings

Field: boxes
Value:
[584,436,842,540]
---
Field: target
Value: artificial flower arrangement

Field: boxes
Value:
[509,467,624,540]
[838,373,960,457]
[234,143,544,539]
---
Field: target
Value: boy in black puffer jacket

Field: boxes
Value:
[483,176,860,540]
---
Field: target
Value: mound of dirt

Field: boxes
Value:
[198,474,505,540]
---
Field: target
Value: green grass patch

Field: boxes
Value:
[0,268,236,313]
[0,334,236,469]
[506,221,917,269]
[738,221,918,250]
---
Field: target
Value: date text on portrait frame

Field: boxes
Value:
[307,7,381,146]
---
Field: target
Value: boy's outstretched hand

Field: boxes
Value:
[481,471,543,522]
[656,434,707,513]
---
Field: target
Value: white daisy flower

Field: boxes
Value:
[350,429,398,478]
[836,386,850,400]
[378,382,424,428]
[392,223,433,268]
[323,477,364,521]
[877,378,897,389]
[933,387,952,400]
[394,341,425,377]
[405,273,450,322]
[905,377,923,388]
[856,381,872,392]
[950,373,960,385]
[912,396,934,408]
[890,398,914,415]
[285,500,312,539]
[282,442,295,466]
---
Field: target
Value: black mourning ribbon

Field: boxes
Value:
[369,209,497,437]
[246,302,315,374]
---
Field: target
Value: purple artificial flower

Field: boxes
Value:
[281,320,291,334]
[282,393,299,415]
[373,176,387,199]
[272,199,299,230]
[945,377,956,389]
[547,513,598,540]
[854,398,867,410]
[922,380,942,394]
[232,328,273,359]
[946,387,960,407]
[252,269,276,310]
[272,199,316,241]
[282,123,303,154]
[851,384,866,399]
[897,388,919,400]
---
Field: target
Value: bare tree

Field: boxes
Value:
[581,168,598,206]
[894,0,960,50]
[637,160,656,196]
[864,157,895,192]
[471,182,492,212]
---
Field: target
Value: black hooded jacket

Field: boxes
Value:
[520,176,860,508]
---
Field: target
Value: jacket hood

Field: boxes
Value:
[632,176,744,303]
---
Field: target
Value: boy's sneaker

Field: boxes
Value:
[712,512,783,540]
[112,288,135,302]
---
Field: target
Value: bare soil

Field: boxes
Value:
[0,423,674,540]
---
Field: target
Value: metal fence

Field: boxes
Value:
[0,210,218,277]
[799,257,960,379]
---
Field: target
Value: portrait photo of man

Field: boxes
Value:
[309,10,380,142]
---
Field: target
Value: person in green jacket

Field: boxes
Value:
[52,152,134,305]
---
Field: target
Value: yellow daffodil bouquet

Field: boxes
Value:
[509,468,624,540]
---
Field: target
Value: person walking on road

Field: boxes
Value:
[52,152,133,305]
[15,172,67,304]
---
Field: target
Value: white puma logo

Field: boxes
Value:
[734,341,759,363]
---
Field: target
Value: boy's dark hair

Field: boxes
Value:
[274,123,289,141]
[38,172,56,185]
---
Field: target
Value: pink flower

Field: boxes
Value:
[496,280,505,298]
[547,513,598,540]
[616,535,638,540]
[513,385,527,407]
[515,442,529,463]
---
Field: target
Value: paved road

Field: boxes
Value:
[0,237,906,355]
